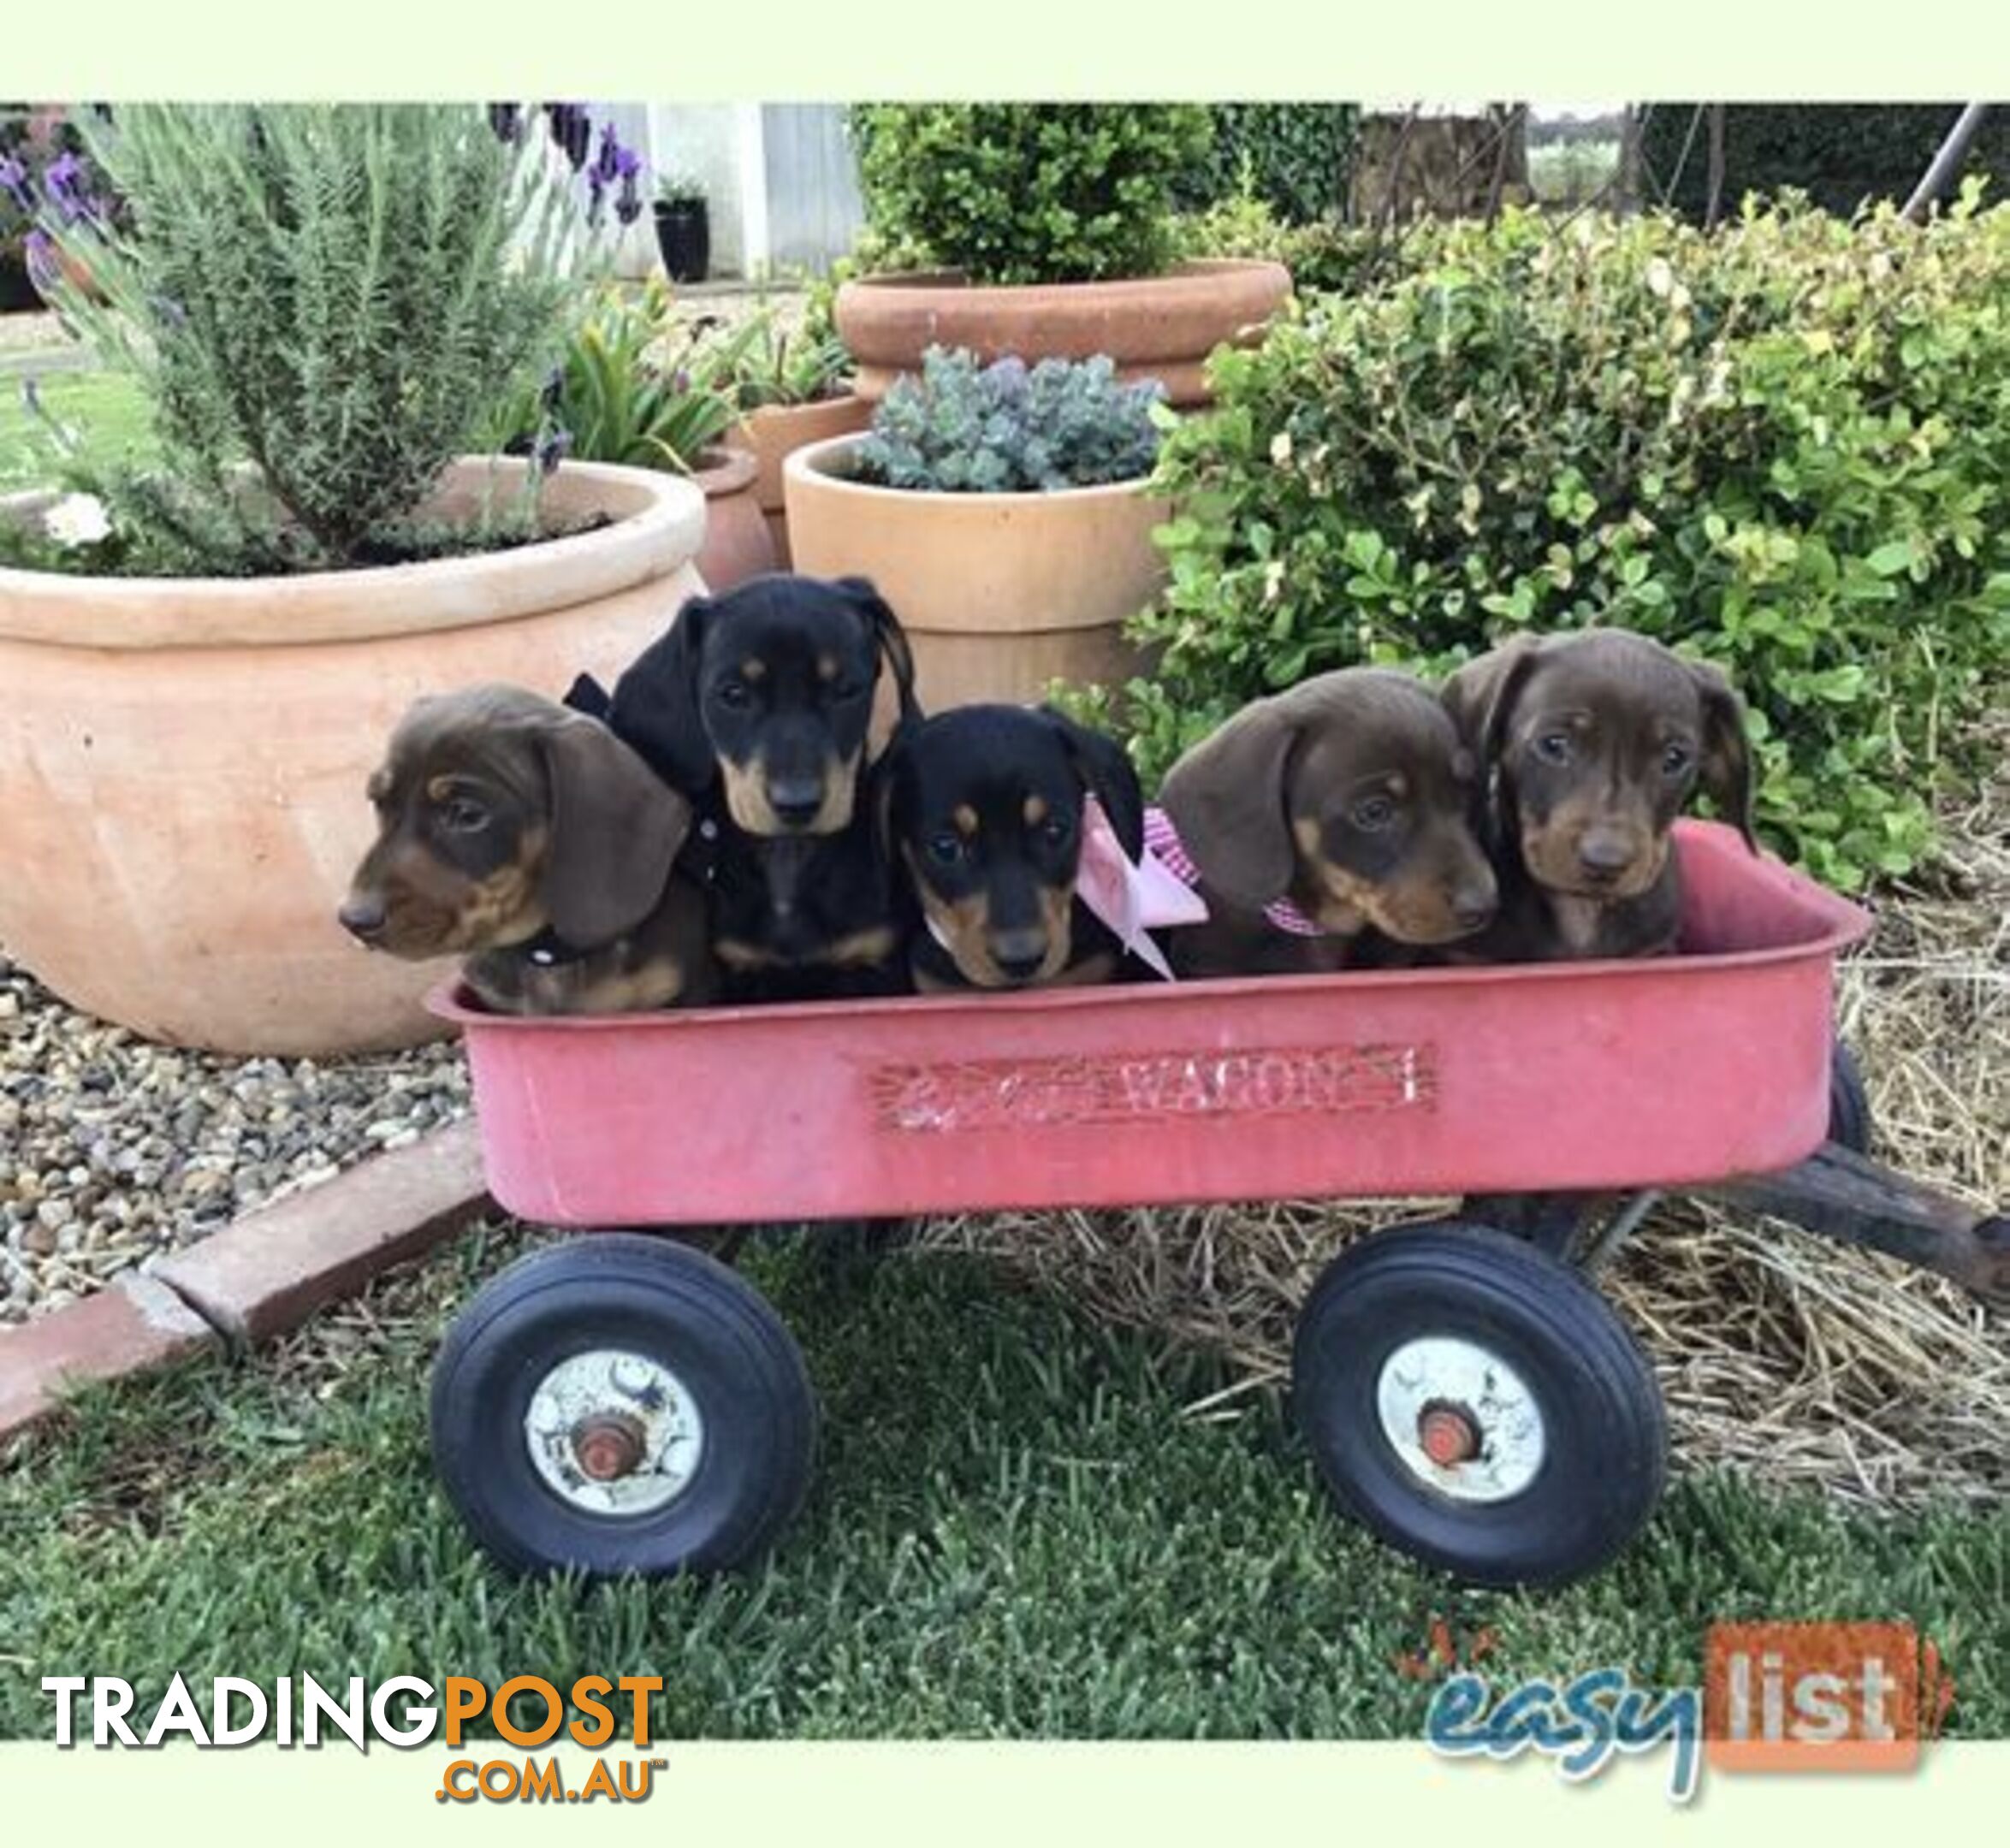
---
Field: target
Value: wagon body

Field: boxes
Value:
[434,821,1871,1229]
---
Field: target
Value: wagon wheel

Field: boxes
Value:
[1291,1222,1666,1590]
[430,1234,817,1578]
[1829,1040,1873,1157]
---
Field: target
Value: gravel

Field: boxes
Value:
[0,949,470,1324]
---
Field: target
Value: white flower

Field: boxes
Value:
[42,493,111,548]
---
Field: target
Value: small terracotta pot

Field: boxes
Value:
[689,444,775,592]
[0,459,707,1055]
[727,394,873,566]
[835,259,1293,409]
[784,434,1169,712]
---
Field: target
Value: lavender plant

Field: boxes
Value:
[18,104,641,573]
[856,346,1165,494]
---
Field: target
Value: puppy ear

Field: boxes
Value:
[607,594,717,795]
[1439,636,1545,770]
[835,575,922,725]
[1689,658,1758,852]
[1157,700,1301,906]
[533,714,694,946]
[560,672,613,721]
[1040,708,1145,862]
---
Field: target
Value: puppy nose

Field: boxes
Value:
[1577,832,1635,880]
[989,928,1049,981]
[768,777,824,826]
[338,894,387,942]
[1451,884,1497,931]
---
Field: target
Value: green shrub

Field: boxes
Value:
[22,104,627,573]
[856,346,1164,494]
[1171,104,1358,224]
[847,104,1213,286]
[1119,192,2010,888]
[479,277,742,472]
[1641,104,2010,222]
[1170,192,1409,297]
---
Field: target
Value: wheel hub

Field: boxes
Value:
[1376,1336,1545,1503]
[525,1348,705,1516]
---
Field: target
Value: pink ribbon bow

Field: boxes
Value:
[1074,797,1210,981]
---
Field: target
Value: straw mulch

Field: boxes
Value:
[916,730,2008,1511]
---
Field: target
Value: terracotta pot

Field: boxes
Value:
[689,444,775,592]
[784,434,1168,713]
[0,458,706,1055]
[834,259,1293,409]
[726,394,873,567]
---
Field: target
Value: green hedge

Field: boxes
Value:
[1170,104,1357,225]
[1112,195,2010,889]
[1641,104,2010,221]
[847,104,1213,286]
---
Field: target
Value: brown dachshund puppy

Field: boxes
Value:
[338,684,714,1015]
[1439,630,1757,961]
[1154,669,1499,977]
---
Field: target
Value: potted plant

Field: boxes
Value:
[0,103,709,1057]
[715,282,869,565]
[785,346,1169,709]
[652,174,709,283]
[837,104,1293,408]
[483,275,774,590]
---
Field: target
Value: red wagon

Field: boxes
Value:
[425,822,2007,1588]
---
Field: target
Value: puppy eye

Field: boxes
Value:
[438,797,489,834]
[714,680,753,711]
[1534,732,1574,767]
[1661,742,1693,777]
[927,832,968,867]
[1350,795,1398,832]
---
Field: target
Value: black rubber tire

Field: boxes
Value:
[1291,1223,1667,1590]
[1829,1040,1873,1156]
[430,1233,817,1578]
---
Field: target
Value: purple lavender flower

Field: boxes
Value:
[0,155,32,213]
[614,146,643,225]
[584,164,607,228]
[21,375,44,421]
[533,425,572,477]
[538,364,566,415]
[486,103,522,144]
[595,123,621,184]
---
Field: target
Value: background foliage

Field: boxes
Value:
[1642,104,2010,220]
[848,104,1213,286]
[1171,104,1359,225]
[1112,193,2010,888]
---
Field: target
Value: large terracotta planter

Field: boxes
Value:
[689,443,775,592]
[834,259,1293,409]
[784,434,1169,713]
[0,458,706,1056]
[727,394,873,567]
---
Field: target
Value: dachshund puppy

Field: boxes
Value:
[1439,629,1757,961]
[882,705,1147,992]
[339,684,713,1015]
[1154,668,1499,977]
[586,573,922,1003]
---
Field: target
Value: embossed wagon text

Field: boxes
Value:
[868,1044,1436,1134]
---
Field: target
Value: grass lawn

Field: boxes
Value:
[3,1223,2004,1742]
[0,365,154,493]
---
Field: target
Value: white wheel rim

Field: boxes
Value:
[1375,1336,1546,1503]
[524,1348,705,1516]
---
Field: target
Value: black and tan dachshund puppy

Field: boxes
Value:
[882,705,1148,992]
[1153,668,1499,978]
[578,573,922,1002]
[339,685,713,1015]
[1439,629,1757,961]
